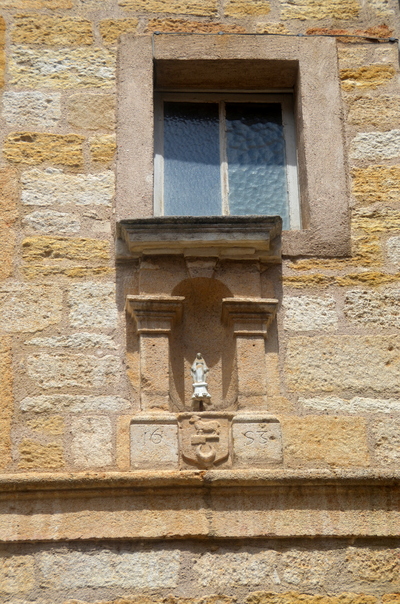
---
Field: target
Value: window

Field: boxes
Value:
[154,93,300,229]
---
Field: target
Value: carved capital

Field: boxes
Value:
[222,297,278,337]
[126,295,185,334]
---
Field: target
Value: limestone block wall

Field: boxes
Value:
[0,0,399,602]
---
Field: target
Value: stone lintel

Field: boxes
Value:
[222,297,278,336]
[126,295,184,333]
[117,216,282,263]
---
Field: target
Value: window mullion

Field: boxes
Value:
[219,101,229,216]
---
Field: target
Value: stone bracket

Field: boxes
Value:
[222,297,278,337]
[126,295,184,334]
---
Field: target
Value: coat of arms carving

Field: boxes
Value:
[178,412,233,469]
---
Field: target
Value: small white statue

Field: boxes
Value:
[191,353,211,403]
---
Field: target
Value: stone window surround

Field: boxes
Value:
[117,33,350,258]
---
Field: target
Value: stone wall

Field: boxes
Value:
[0,0,399,601]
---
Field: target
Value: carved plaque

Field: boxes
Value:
[232,415,283,466]
[178,412,233,469]
[130,415,178,469]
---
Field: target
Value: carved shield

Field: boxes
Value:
[178,413,232,469]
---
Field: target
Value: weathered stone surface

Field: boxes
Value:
[256,22,289,33]
[348,96,400,130]
[119,0,216,14]
[0,338,13,421]
[344,288,400,327]
[11,15,93,46]
[371,418,400,464]
[20,394,130,413]
[89,134,116,162]
[26,416,64,435]
[300,396,400,414]
[71,416,112,467]
[130,418,179,468]
[346,546,400,584]
[306,24,393,41]
[194,549,278,587]
[232,418,283,466]
[99,18,138,44]
[2,91,61,129]
[18,440,64,469]
[0,167,18,225]
[367,0,393,15]
[0,284,62,332]
[246,593,377,604]
[9,46,115,89]
[383,596,400,603]
[285,336,400,393]
[66,93,115,130]
[387,236,400,265]
[0,555,35,593]
[0,18,4,89]
[26,332,116,349]
[224,0,270,16]
[4,132,85,167]
[352,165,400,204]
[22,236,110,263]
[341,65,395,91]
[67,282,117,331]
[27,353,121,389]
[1,0,72,6]
[281,0,360,20]
[0,225,15,281]
[21,168,114,207]
[284,272,400,288]
[146,18,246,32]
[23,265,113,279]
[22,210,80,235]
[38,549,181,588]
[282,416,369,467]
[351,130,400,160]
[352,206,400,233]
[283,296,338,331]
[0,420,11,469]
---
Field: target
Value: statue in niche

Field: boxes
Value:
[191,353,211,409]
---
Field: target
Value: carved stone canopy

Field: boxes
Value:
[117,216,282,263]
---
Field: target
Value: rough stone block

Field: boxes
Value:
[130,416,179,468]
[344,288,400,327]
[23,265,113,279]
[26,332,116,349]
[352,206,400,233]
[367,0,393,15]
[89,134,116,162]
[118,0,217,15]
[283,295,337,331]
[22,236,110,263]
[371,418,400,464]
[99,18,138,44]
[282,416,369,467]
[232,416,282,466]
[0,284,62,332]
[4,132,85,167]
[0,556,35,593]
[0,337,13,422]
[281,0,360,20]
[23,210,80,235]
[20,394,130,414]
[387,236,400,265]
[2,0,72,6]
[2,91,61,129]
[18,440,64,469]
[0,167,18,225]
[0,225,15,281]
[341,65,395,90]
[38,549,180,588]
[71,416,112,467]
[68,282,117,329]
[27,353,121,389]
[224,0,270,16]
[194,549,278,587]
[346,546,400,584]
[0,420,11,469]
[66,93,115,130]
[146,18,246,32]
[21,168,114,207]
[351,130,400,161]
[256,22,290,33]
[300,396,400,414]
[352,165,400,204]
[348,95,400,130]
[286,335,400,394]
[26,416,64,435]
[9,47,115,89]
[246,594,377,604]
[11,15,93,45]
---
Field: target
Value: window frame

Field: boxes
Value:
[154,92,301,229]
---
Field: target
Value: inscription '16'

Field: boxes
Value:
[243,430,276,446]
[143,428,163,445]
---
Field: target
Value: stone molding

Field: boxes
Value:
[126,294,184,333]
[222,297,278,337]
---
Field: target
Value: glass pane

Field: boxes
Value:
[163,102,221,216]
[226,103,290,229]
